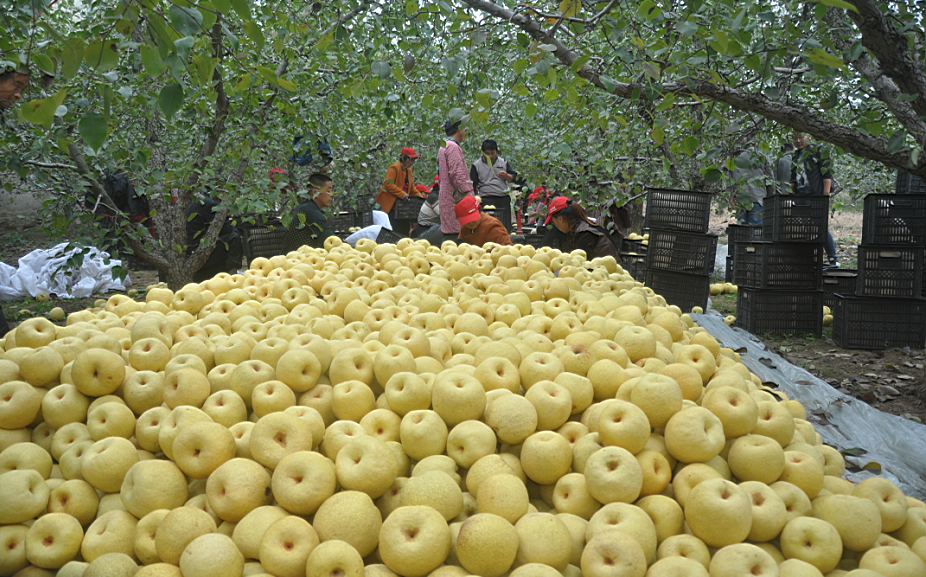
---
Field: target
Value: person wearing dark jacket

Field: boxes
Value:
[455,196,513,246]
[186,193,243,282]
[542,196,620,260]
[283,173,335,252]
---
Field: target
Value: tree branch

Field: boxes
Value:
[22,160,77,170]
[459,0,926,177]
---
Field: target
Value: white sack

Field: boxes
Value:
[0,243,131,300]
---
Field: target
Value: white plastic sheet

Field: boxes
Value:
[372,210,391,230]
[344,225,387,246]
[714,243,728,278]
[0,243,131,300]
[693,309,926,499]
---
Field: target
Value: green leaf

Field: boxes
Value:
[676,21,698,38]
[60,38,84,79]
[243,21,265,51]
[560,0,580,17]
[211,0,231,12]
[636,0,661,20]
[805,48,846,70]
[813,0,858,12]
[599,75,617,93]
[544,88,560,101]
[32,53,55,75]
[642,61,661,81]
[84,40,120,72]
[405,0,418,15]
[681,136,699,156]
[230,0,251,19]
[701,166,724,182]
[140,44,167,77]
[887,130,906,153]
[192,56,215,85]
[159,84,184,120]
[78,111,107,151]
[848,41,863,61]
[650,124,664,145]
[513,58,528,74]
[169,5,204,36]
[372,61,392,79]
[21,90,67,130]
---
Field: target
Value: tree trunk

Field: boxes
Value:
[629,201,645,234]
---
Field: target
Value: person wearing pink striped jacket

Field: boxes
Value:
[437,119,474,241]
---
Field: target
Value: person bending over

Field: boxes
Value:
[455,196,513,247]
[543,196,620,259]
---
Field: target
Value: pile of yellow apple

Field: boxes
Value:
[2,236,926,577]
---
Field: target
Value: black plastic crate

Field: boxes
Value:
[733,242,824,290]
[832,294,926,349]
[735,288,823,336]
[622,238,648,254]
[644,270,710,312]
[762,195,829,242]
[642,188,713,233]
[896,170,926,195]
[242,225,287,261]
[393,196,426,221]
[644,229,718,275]
[518,233,545,248]
[725,255,734,283]
[861,194,926,245]
[481,198,512,233]
[329,210,374,232]
[856,245,924,298]
[621,252,646,280]
[822,269,857,310]
[376,227,405,245]
[726,224,764,245]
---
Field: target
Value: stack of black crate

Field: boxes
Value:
[733,194,828,335]
[832,194,926,349]
[620,237,647,281]
[642,189,717,311]
[725,224,764,283]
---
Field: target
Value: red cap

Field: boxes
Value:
[402,147,419,158]
[454,196,481,227]
[544,196,570,225]
[269,167,287,181]
[415,184,430,194]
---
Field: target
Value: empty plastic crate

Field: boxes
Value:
[896,170,926,195]
[644,229,718,275]
[822,269,857,310]
[621,253,647,280]
[375,227,405,245]
[733,242,824,290]
[242,225,287,261]
[642,189,713,233]
[762,195,829,242]
[736,288,823,335]
[832,294,926,349]
[392,196,426,220]
[644,270,710,312]
[856,245,924,298]
[861,194,926,245]
[622,238,648,254]
[329,210,374,232]
[726,224,764,245]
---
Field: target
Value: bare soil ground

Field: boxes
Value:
[710,209,926,424]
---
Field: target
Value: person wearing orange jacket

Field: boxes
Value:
[376,147,426,236]
[455,196,513,246]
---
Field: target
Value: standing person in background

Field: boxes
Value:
[791,133,839,268]
[438,119,473,242]
[775,143,794,195]
[470,140,517,231]
[376,147,425,236]
[732,147,774,225]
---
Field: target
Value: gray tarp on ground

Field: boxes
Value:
[692,310,926,500]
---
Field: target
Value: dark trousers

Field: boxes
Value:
[0,307,10,337]
[192,228,243,282]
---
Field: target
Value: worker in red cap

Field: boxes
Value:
[455,196,513,246]
[544,196,620,259]
[377,147,427,236]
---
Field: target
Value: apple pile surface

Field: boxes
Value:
[1,235,925,577]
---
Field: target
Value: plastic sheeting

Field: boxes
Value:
[0,243,131,300]
[692,309,926,499]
